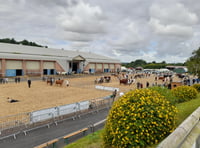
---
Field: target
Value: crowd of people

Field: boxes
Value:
[110,71,200,101]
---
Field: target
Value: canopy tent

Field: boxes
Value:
[173,68,188,74]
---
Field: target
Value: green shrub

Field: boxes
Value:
[172,85,198,103]
[192,84,200,92]
[103,89,177,147]
[149,86,178,104]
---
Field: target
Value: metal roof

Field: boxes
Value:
[0,43,120,63]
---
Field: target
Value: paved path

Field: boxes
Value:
[0,109,109,148]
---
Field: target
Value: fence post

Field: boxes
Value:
[76,102,81,118]
[52,142,56,148]
[64,138,69,144]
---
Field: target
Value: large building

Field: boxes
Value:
[0,43,121,77]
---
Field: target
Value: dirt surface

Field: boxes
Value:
[0,74,181,117]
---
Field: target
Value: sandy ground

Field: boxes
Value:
[0,74,181,117]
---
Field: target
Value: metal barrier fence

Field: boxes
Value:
[0,112,30,136]
[0,95,113,138]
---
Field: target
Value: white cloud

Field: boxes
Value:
[0,0,200,63]
[57,0,106,34]
[149,18,193,37]
[150,3,198,25]
[149,2,198,38]
[107,20,145,51]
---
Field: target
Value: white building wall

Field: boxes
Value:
[89,64,95,69]
[109,64,114,69]
[26,61,40,70]
[43,61,54,69]
[104,64,109,68]
[6,60,22,69]
[96,64,102,69]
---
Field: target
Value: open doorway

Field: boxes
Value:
[43,69,48,75]
[16,69,23,76]
[72,62,78,73]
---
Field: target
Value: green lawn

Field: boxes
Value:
[176,93,200,126]
[64,94,200,148]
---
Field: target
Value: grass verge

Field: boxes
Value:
[176,93,200,126]
[64,130,103,148]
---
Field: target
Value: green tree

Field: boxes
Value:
[134,59,147,66]
[10,38,17,44]
[0,38,47,48]
[20,39,29,45]
[186,47,200,78]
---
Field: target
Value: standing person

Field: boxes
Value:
[15,77,18,83]
[17,77,20,83]
[112,89,117,102]
[140,83,143,89]
[137,82,140,89]
[50,77,53,86]
[27,79,31,88]
[146,81,149,88]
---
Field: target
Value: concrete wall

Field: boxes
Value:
[157,107,200,148]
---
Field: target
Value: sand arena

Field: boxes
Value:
[0,74,179,117]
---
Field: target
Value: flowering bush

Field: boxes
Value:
[192,84,200,92]
[149,86,178,104]
[172,85,198,103]
[103,89,177,147]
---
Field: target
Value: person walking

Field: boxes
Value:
[27,79,31,88]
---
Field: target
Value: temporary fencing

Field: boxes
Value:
[0,95,113,138]
[95,85,119,92]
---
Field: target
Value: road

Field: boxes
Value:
[0,108,109,148]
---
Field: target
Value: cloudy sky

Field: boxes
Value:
[0,0,200,63]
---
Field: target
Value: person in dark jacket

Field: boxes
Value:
[112,89,117,102]
[7,97,19,103]
[27,79,31,88]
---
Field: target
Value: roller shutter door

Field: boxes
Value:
[109,64,115,69]
[104,64,108,68]
[96,64,102,69]
[89,64,95,69]
[6,60,22,69]
[26,61,40,70]
[43,62,54,69]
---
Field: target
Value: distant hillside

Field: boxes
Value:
[0,38,48,48]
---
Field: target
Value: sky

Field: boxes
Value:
[0,0,200,63]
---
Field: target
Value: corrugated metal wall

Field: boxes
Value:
[26,61,40,70]
[109,64,114,69]
[104,64,108,68]
[43,61,54,69]
[96,64,102,69]
[89,63,95,69]
[6,60,22,69]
